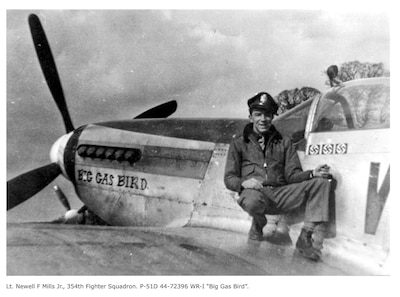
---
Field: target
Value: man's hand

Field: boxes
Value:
[241,178,263,190]
[312,164,332,179]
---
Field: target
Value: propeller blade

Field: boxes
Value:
[7,163,61,210]
[134,100,177,119]
[53,185,71,211]
[28,14,75,133]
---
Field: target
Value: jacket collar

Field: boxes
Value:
[243,123,282,143]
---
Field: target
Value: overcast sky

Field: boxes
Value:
[7,9,390,176]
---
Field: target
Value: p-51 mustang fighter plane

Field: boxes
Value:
[7,14,390,275]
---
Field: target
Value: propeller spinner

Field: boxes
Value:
[7,13,178,211]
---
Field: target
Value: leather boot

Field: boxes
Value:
[296,229,321,261]
[248,219,264,241]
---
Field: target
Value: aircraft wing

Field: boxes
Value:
[8,222,353,275]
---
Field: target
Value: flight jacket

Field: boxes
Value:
[224,123,312,193]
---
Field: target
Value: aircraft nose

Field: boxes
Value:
[50,132,73,179]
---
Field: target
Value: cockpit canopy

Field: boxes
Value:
[312,78,390,133]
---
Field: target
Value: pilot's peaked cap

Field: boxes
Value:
[247,92,278,115]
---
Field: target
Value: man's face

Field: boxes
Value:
[249,109,274,134]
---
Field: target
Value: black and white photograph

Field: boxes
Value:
[5,3,397,295]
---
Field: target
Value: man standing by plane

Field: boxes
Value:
[224,92,332,261]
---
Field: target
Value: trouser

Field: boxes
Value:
[237,178,331,231]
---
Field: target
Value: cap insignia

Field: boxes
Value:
[260,94,267,104]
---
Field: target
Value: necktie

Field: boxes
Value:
[258,136,265,151]
[257,135,268,182]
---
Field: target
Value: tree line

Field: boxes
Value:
[275,61,389,115]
